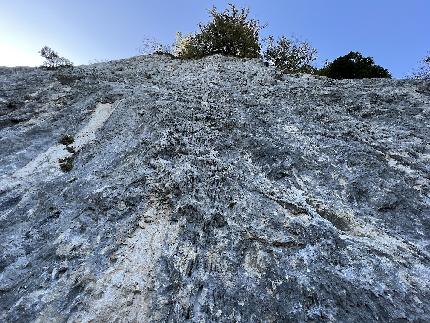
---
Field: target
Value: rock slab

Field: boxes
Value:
[0,55,430,322]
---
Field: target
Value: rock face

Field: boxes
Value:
[0,55,429,322]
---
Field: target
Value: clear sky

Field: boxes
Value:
[0,0,428,77]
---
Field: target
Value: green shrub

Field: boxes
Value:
[319,51,391,79]
[59,156,74,172]
[59,134,74,146]
[66,146,76,154]
[264,36,317,74]
[176,4,262,59]
[39,46,73,69]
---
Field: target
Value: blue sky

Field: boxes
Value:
[0,0,428,77]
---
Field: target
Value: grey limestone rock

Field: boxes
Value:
[0,55,429,322]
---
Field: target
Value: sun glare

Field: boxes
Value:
[0,43,42,67]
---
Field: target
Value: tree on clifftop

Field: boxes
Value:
[319,51,391,79]
[264,36,317,74]
[175,4,262,59]
[39,46,73,69]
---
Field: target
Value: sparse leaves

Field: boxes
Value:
[264,36,317,74]
[138,37,172,55]
[39,46,73,69]
[412,54,430,79]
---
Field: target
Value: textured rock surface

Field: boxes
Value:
[0,55,429,322]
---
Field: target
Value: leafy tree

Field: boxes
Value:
[39,46,73,69]
[176,4,262,59]
[264,36,317,74]
[319,51,390,79]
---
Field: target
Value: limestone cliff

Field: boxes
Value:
[1,55,430,322]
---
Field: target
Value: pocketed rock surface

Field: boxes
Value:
[0,55,430,322]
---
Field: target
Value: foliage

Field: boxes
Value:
[263,36,317,74]
[39,46,73,69]
[138,37,172,56]
[59,134,75,146]
[319,51,391,79]
[412,54,430,79]
[59,156,74,172]
[176,4,262,59]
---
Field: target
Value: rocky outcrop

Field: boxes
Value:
[1,55,429,322]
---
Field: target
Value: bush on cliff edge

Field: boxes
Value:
[175,4,262,59]
[319,51,391,79]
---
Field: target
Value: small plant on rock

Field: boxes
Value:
[39,46,73,69]
[59,134,75,146]
[59,156,74,172]
[66,146,76,154]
